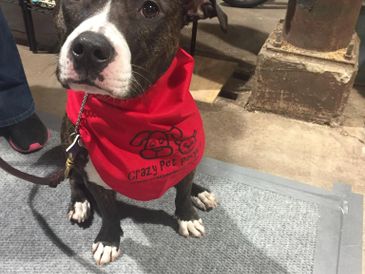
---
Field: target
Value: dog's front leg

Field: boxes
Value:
[84,182,123,265]
[175,171,205,238]
[68,172,93,227]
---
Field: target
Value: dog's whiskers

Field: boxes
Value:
[131,64,151,75]
[129,76,145,96]
[131,65,152,85]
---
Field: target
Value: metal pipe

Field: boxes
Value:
[284,0,362,52]
[190,19,198,56]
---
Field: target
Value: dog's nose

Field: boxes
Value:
[71,31,114,77]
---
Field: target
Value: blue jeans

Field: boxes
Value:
[0,8,34,127]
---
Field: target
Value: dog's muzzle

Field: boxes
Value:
[70,31,115,81]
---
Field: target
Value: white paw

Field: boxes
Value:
[68,200,90,223]
[178,218,205,238]
[92,242,120,265]
[191,191,218,211]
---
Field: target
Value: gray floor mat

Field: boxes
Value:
[0,118,362,274]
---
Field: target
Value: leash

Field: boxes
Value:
[0,156,65,187]
[0,93,89,188]
[64,93,88,178]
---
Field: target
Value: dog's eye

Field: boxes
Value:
[141,1,160,18]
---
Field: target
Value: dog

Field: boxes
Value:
[55,0,227,265]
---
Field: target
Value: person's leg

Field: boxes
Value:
[0,9,34,127]
[0,9,48,153]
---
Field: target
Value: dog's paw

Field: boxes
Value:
[178,218,205,238]
[92,242,120,265]
[192,191,218,211]
[68,200,91,223]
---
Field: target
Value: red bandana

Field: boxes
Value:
[66,48,205,201]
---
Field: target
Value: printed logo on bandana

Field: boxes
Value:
[130,126,197,159]
[128,126,200,183]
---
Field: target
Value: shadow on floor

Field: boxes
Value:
[181,23,268,60]
[220,0,288,10]
[27,182,290,273]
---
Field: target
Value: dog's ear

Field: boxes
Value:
[183,0,228,32]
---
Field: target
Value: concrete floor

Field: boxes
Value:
[17,1,365,272]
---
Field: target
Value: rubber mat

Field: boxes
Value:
[0,114,361,274]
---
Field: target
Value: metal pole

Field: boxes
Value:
[284,0,362,52]
[19,0,38,53]
[190,19,198,56]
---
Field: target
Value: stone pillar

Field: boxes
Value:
[247,0,362,124]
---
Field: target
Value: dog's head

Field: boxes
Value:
[55,0,227,99]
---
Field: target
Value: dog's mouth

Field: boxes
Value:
[71,79,112,93]
[58,76,111,94]
[57,71,132,98]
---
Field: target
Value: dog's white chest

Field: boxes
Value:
[85,161,126,201]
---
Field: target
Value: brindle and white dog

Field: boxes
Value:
[55,0,226,265]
